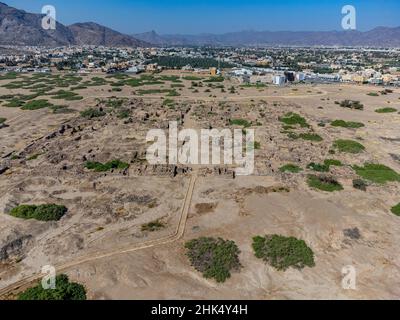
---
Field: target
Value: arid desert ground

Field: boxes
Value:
[0,71,399,299]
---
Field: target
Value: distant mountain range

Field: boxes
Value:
[0,2,149,47]
[1,2,399,48]
[133,28,400,47]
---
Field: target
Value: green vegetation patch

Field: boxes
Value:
[352,163,400,184]
[391,203,400,216]
[299,133,323,142]
[185,237,241,283]
[336,100,364,110]
[252,235,315,271]
[0,117,6,124]
[230,119,251,128]
[279,112,309,128]
[279,164,302,173]
[141,220,165,232]
[331,120,364,129]
[307,175,344,192]
[10,204,67,221]
[85,159,129,172]
[18,274,86,300]
[333,139,365,154]
[21,99,53,110]
[375,107,397,113]
[51,90,83,101]
[80,108,106,119]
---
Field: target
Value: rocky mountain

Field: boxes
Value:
[0,2,148,47]
[134,27,400,47]
[69,22,149,47]
[0,2,75,46]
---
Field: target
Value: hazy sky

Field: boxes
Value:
[5,0,400,34]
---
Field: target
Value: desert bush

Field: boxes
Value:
[391,203,400,216]
[331,120,364,129]
[185,237,241,283]
[353,179,367,191]
[280,164,302,173]
[333,140,365,154]
[21,99,52,110]
[279,112,309,127]
[141,220,165,232]
[80,108,106,118]
[375,107,397,113]
[10,204,67,221]
[252,235,315,271]
[18,274,86,300]
[353,163,400,184]
[85,159,129,172]
[307,175,343,192]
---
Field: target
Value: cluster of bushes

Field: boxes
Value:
[352,163,400,184]
[18,274,86,300]
[375,107,397,114]
[252,235,315,271]
[141,220,165,232]
[336,100,364,110]
[21,99,53,110]
[331,120,364,129]
[85,159,129,172]
[10,204,67,221]
[391,203,400,216]
[185,237,241,283]
[80,108,106,119]
[230,119,251,128]
[307,175,343,192]
[279,112,309,128]
[307,159,342,172]
[185,234,316,282]
[333,139,365,154]
[279,164,302,173]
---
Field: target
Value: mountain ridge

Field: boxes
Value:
[0,2,149,47]
[133,27,400,47]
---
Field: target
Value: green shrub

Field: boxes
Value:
[375,107,397,113]
[141,220,165,232]
[338,100,364,110]
[0,117,6,124]
[353,163,400,184]
[280,164,302,173]
[185,237,241,283]
[331,120,364,129]
[307,162,330,172]
[252,235,315,271]
[85,159,129,172]
[333,140,365,153]
[391,203,400,216]
[10,204,67,221]
[230,119,251,128]
[21,99,52,110]
[299,133,323,142]
[324,159,343,167]
[18,274,86,300]
[80,108,106,119]
[307,175,343,192]
[353,179,367,191]
[367,92,379,97]
[279,112,309,127]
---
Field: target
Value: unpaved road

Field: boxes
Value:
[0,172,198,299]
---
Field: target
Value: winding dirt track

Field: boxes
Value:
[0,172,198,299]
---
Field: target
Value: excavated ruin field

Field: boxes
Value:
[1,73,400,299]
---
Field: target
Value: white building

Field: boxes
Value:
[273,75,286,86]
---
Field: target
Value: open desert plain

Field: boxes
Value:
[0,71,400,300]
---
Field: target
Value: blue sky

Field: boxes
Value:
[5,0,400,34]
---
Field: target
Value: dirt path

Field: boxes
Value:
[0,171,198,299]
